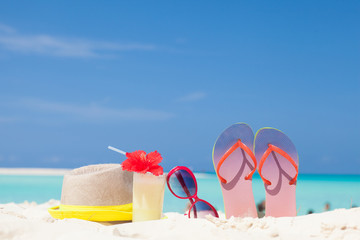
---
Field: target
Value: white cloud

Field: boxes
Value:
[0,23,16,34]
[44,156,61,163]
[14,98,174,121]
[177,92,206,102]
[0,23,156,58]
[0,116,17,123]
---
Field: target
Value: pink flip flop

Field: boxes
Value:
[254,128,299,217]
[212,123,257,218]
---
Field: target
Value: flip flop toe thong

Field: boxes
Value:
[212,123,258,218]
[254,128,299,217]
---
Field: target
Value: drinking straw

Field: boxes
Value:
[108,146,126,155]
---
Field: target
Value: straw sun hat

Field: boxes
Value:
[48,164,133,222]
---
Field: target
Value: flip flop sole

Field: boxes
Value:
[254,128,299,217]
[212,123,257,218]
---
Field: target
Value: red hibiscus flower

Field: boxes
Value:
[121,150,164,176]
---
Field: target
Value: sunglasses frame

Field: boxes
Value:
[166,166,219,218]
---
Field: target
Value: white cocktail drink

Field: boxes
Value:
[132,172,166,222]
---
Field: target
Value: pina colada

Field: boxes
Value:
[132,172,165,222]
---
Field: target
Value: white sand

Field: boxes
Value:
[1,200,359,239]
[0,168,70,176]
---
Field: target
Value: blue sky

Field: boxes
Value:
[0,1,359,174]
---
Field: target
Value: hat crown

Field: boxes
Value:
[61,164,133,206]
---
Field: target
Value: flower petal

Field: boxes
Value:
[126,150,146,161]
[122,150,147,172]
[146,151,163,166]
[148,165,164,176]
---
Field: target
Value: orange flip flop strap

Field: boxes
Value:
[216,139,257,184]
[258,144,298,185]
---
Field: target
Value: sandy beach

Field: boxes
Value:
[0,200,359,240]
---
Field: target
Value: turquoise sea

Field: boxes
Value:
[1,173,360,216]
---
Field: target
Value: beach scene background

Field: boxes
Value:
[0,2,359,239]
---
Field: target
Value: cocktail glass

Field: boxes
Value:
[132,172,166,222]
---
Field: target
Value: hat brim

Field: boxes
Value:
[48,203,132,222]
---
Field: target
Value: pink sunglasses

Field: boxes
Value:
[166,166,219,218]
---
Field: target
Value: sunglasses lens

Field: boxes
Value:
[189,201,218,218]
[168,169,196,198]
